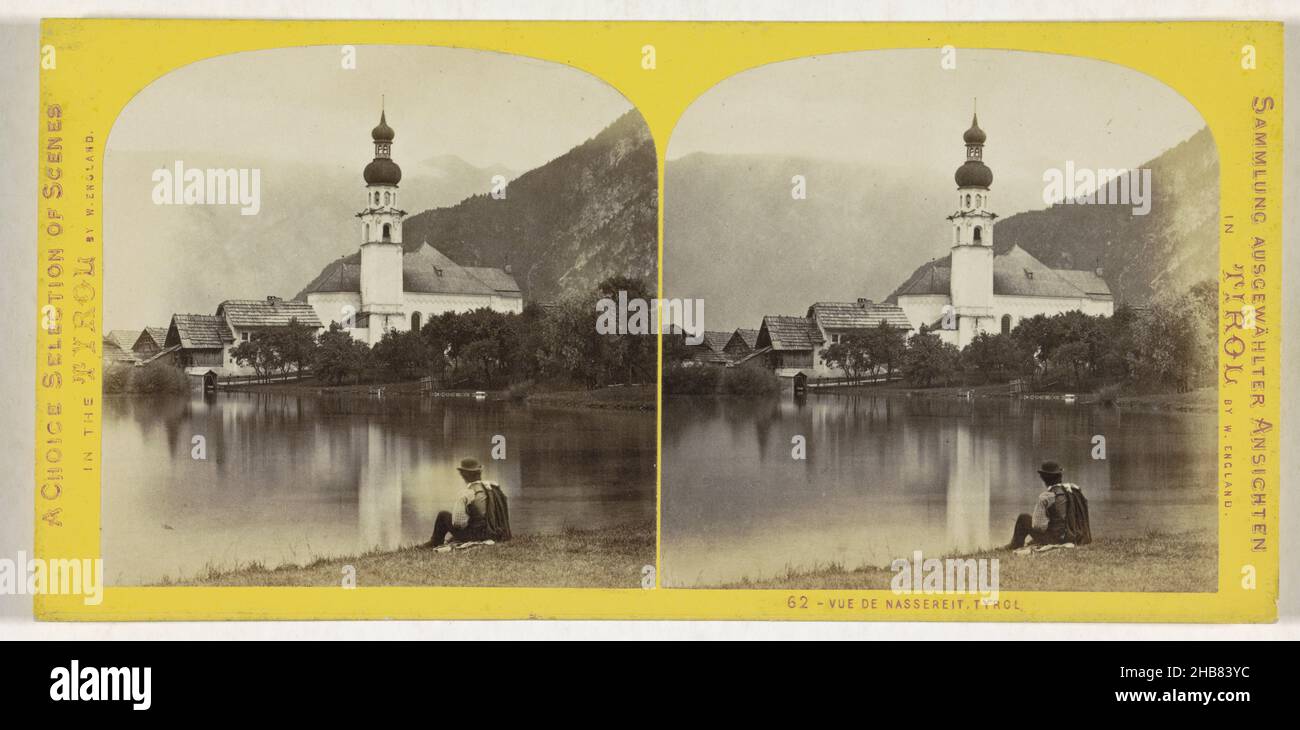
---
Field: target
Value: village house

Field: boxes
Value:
[888,114,1113,347]
[130,327,168,360]
[680,330,733,366]
[748,299,912,379]
[300,109,523,345]
[723,328,760,360]
[155,297,323,383]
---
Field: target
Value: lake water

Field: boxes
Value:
[102,393,656,584]
[661,394,1216,587]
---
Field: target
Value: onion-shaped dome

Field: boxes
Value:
[963,113,986,144]
[954,160,993,188]
[364,157,402,185]
[372,111,395,142]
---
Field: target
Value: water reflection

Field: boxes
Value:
[661,393,1215,587]
[103,392,655,584]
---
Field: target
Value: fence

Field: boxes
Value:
[216,369,313,388]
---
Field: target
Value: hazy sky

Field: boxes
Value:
[104,45,632,331]
[109,44,632,170]
[668,48,1206,218]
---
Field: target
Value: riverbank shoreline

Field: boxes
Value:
[706,528,1216,592]
[811,382,1216,414]
[216,378,655,411]
[174,523,655,588]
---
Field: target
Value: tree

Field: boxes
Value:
[901,330,960,387]
[313,322,368,385]
[274,317,318,374]
[861,322,907,380]
[372,329,434,380]
[961,332,1031,383]
[230,337,280,378]
[820,335,871,380]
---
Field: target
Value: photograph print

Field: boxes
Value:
[100,45,658,588]
[661,49,1219,596]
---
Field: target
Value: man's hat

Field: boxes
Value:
[456,458,483,473]
[1037,460,1063,476]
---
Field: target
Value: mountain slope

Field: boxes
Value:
[990,127,1218,304]
[297,109,658,303]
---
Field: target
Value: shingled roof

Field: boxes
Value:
[106,330,139,352]
[889,245,1112,301]
[302,242,521,299]
[725,328,760,354]
[808,301,912,330]
[133,327,168,351]
[758,315,823,351]
[217,298,323,329]
[165,314,234,350]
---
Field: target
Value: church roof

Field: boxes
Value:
[808,300,912,330]
[463,266,523,294]
[889,245,1112,301]
[217,298,323,329]
[302,242,521,299]
[758,315,823,351]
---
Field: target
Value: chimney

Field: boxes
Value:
[856,298,872,308]
[504,264,513,275]
[266,295,282,304]
[1095,267,1105,278]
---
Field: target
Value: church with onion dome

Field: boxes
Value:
[888,113,1114,349]
[303,108,524,346]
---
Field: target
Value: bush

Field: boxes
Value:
[719,366,781,395]
[506,379,535,401]
[664,364,780,396]
[104,362,190,395]
[663,364,723,395]
[130,362,190,394]
[103,363,133,394]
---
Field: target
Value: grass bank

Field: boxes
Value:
[179,523,654,588]
[715,529,1216,593]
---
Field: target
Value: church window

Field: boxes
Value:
[1001,314,1011,335]
[976,194,982,207]
[411,312,422,331]
[973,226,982,244]
[382,223,391,242]
[965,194,971,207]
[363,223,369,240]
[384,192,390,206]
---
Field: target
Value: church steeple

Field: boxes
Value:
[949,104,996,248]
[357,104,406,343]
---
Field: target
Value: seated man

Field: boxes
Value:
[1007,460,1090,549]
[426,458,492,547]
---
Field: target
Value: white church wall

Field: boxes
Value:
[308,292,363,329]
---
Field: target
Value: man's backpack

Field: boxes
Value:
[471,481,512,542]
[1053,483,1092,545]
